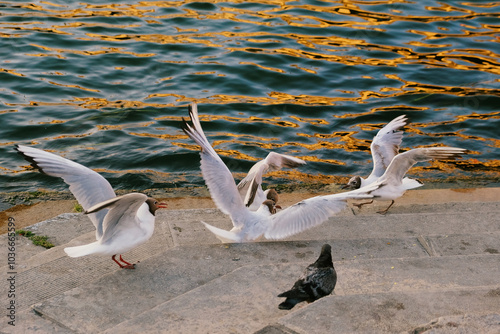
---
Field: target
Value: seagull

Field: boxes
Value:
[15,145,167,269]
[356,146,467,214]
[237,152,306,211]
[182,103,380,243]
[343,115,422,191]
[278,244,337,310]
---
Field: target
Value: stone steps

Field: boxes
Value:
[103,254,500,333]
[0,192,498,333]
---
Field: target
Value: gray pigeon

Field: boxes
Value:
[278,244,337,310]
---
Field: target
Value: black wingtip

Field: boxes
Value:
[188,102,196,120]
[13,144,23,155]
[14,145,46,174]
[181,117,191,134]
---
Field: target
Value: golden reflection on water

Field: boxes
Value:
[2,0,499,185]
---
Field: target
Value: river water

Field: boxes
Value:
[1,0,499,193]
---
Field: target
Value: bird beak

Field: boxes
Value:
[275,205,282,210]
[157,202,168,209]
[341,184,351,190]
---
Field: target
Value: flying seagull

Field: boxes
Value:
[278,244,337,310]
[182,103,380,243]
[343,115,421,191]
[15,145,167,269]
[348,146,467,214]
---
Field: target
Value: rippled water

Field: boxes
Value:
[1,0,499,193]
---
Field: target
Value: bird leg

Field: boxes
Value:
[112,254,136,269]
[353,200,373,209]
[377,200,395,215]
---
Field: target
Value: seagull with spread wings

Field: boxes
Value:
[362,146,467,214]
[182,103,380,243]
[342,116,467,214]
[343,115,421,191]
[16,145,167,269]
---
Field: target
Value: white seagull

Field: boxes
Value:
[355,146,467,214]
[343,115,421,191]
[237,152,306,211]
[182,103,380,243]
[15,145,167,269]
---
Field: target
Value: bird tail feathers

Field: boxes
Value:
[278,289,309,299]
[201,222,241,243]
[278,298,302,310]
[402,177,423,190]
[64,242,101,258]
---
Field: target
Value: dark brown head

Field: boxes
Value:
[146,198,168,216]
[262,199,278,214]
[266,189,279,204]
[342,175,362,190]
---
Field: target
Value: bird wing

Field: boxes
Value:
[237,152,306,207]
[368,115,408,180]
[381,147,466,186]
[264,183,380,240]
[182,103,246,226]
[91,193,148,244]
[15,145,116,239]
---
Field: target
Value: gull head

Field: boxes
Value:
[146,198,168,216]
[342,176,362,190]
[266,189,281,209]
[259,199,279,215]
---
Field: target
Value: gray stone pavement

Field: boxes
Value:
[1,187,499,333]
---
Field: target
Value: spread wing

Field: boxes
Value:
[15,145,116,239]
[182,103,246,227]
[368,115,408,180]
[237,152,306,207]
[264,183,381,240]
[380,147,466,186]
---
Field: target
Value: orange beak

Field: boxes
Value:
[157,202,168,209]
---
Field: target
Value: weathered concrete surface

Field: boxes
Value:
[101,255,500,334]
[1,309,75,334]
[0,187,498,333]
[274,288,500,334]
[408,313,500,334]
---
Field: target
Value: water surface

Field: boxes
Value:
[1,0,499,193]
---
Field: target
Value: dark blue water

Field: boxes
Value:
[1,0,499,193]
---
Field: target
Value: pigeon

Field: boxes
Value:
[343,115,421,191]
[15,145,167,269]
[355,146,467,214]
[182,103,381,243]
[237,152,306,211]
[278,244,337,310]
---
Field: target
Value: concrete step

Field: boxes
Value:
[268,288,500,334]
[0,222,176,313]
[3,199,500,315]
[165,201,500,246]
[4,200,499,279]
[0,191,498,333]
[22,239,426,333]
[0,309,75,334]
[7,200,499,267]
[100,254,500,333]
[26,238,500,334]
